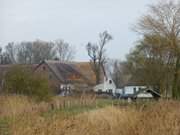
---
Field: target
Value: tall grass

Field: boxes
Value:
[72,101,180,135]
[0,95,49,117]
[0,95,99,117]
[0,95,180,135]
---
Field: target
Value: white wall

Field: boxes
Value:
[115,89,123,94]
[124,86,146,95]
[93,78,116,94]
[94,78,148,96]
[137,93,153,98]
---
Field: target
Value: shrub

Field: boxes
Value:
[4,66,52,101]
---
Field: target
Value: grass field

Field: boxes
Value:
[0,95,180,135]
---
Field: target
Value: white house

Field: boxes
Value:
[93,66,160,99]
[93,78,147,97]
[122,85,147,95]
[93,77,116,95]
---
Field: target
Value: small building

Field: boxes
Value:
[93,77,116,95]
[115,80,161,99]
[115,82,147,99]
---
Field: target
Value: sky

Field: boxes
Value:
[0,0,157,61]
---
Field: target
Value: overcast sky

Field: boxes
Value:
[0,0,157,61]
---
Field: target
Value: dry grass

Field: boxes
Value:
[71,101,180,135]
[0,95,49,117]
[0,95,97,117]
[0,96,180,135]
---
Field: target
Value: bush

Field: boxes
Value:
[4,66,52,101]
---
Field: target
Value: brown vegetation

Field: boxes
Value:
[0,95,180,135]
[59,100,180,135]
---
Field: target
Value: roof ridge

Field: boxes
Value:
[44,60,90,64]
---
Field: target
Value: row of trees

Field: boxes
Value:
[111,0,180,99]
[131,0,180,98]
[0,39,75,64]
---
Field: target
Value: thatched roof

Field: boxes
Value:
[35,60,104,85]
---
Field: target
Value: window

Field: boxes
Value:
[133,87,136,93]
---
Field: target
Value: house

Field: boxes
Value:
[34,60,104,94]
[93,77,116,95]
[122,85,147,96]
[117,85,161,100]
[0,61,105,95]
[93,73,149,97]
[93,65,116,95]
[115,79,161,99]
[92,65,161,99]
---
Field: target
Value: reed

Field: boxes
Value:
[0,95,180,135]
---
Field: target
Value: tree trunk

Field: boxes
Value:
[95,69,100,84]
[172,56,180,99]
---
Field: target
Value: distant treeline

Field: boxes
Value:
[0,39,75,64]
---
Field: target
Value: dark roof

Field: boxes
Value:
[45,61,83,83]
[35,60,104,85]
[146,89,161,98]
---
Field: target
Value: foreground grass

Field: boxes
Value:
[0,95,116,135]
[1,95,180,135]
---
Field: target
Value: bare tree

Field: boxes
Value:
[17,42,34,64]
[0,47,3,63]
[5,42,17,64]
[86,31,112,84]
[6,40,56,64]
[4,39,75,64]
[32,40,56,63]
[54,40,75,62]
[134,0,180,98]
[111,60,131,88]
[0,47,12,64]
